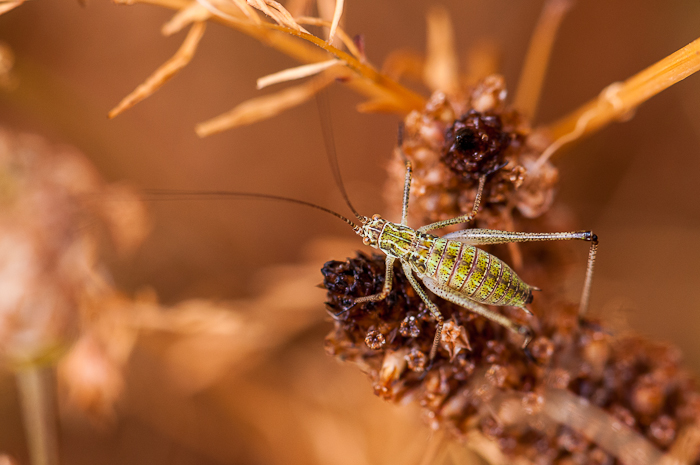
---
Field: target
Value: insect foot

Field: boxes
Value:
[322,252,700,463]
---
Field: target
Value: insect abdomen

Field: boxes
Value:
[424,238,531,307]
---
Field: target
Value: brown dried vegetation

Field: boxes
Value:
[1,1,700,465]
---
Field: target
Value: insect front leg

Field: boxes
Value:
[418,175,487,233]
[400,261,444,363]
[443,229,598,317]
[353,255,396,305]
[422,277,533,349]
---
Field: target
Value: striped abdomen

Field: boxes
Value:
[420,237,532,308]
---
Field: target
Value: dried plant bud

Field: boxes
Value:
[521,391,544,415]
[485,364,508,388]
[406,348,427,372]
[440,319,471,360]
[365,329,386,350]
[399,315,421,338]
[649,415,676,447]
[529,336,554,364]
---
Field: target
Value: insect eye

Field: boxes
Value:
[372,214,381,220]
[362,237,370,245]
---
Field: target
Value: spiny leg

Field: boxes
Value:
[443,229,599,317]
[353,256,396,305]
[400,261,444,362]
[422,277,533,348]
[418,175,487,233]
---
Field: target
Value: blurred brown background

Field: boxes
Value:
[1,1,700,464]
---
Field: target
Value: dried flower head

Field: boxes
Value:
[323,246,700,463]
[0,128,148,366]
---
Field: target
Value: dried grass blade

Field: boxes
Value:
[247,0,306,32]
[229,0,261,23]
[513,0,573,119]
[327,0,343,45]
[0,42,16,90]
[194,0,246,23]
[463,40,501,84]
[162,2,211,36]
[295,16,360,58]
[0,0,24,15]
[545,36,700,142]
[381,49,424,82]
[195,73,334,136]
[109,22,206,119]
[356,98,406,114]
[423,6,459,95]
[257,59,339,89]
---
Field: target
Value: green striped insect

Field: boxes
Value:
[149,114,598,364]
[155,152,598,364]
[349,156,599,362]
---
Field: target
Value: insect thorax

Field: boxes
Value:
[377,222,418,258]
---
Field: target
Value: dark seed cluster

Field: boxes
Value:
[385,76,558,229]
[323,253,700,464]
[442,110,517,182]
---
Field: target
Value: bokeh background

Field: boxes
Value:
[1,1,699,464]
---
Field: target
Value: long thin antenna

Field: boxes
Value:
[142,189,361,231]
[315,90,363,221]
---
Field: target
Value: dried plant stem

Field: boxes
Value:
[0,0,25,16]
[465,432,534,465]
[666,424,700,464]
[114,0,425,113]
[424,6,459,95]
[545,36,700,142]
[256,59,339,89]
[543,388,663,465]
[196,72,335,135]
[16,367,59,465]
[108,21,206,118]
[513,0,573,119]
[295,16,361,58]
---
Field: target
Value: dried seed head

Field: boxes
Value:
[388,77,557,231]
[323,251,700,462]
[0,128,147,367]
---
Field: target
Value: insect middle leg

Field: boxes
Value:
[400,261,444,362]
[353,256,445,363]
[443,229,599,317]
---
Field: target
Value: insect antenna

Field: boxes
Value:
[141,189,361,232]
[315,91,364,222]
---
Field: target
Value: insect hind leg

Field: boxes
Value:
[422,277,533,349]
